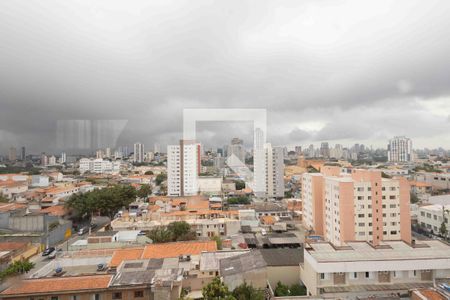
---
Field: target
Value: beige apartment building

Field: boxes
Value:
[302,166,411,246]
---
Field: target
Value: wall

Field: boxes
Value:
[267,265,300,287]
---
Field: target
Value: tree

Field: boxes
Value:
[211,236,223,250]
[227,196,250,205]
[137,184,152,199]
[274,282,306,297]
[144,170,154,175]
[65,184,137,220]
[234,180,245,190]
[202,277,235,300]
[232,282,264,300]
[410,192,419,204]
[147,221,196,243]
[0,259,35,280]
[147,226,173,243]
[439,206,449,238]
[0,193,9,203]
[155,173,167,186]
[274,282,290,297]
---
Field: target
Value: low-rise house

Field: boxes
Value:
[301,240,450,299]
[219,250,267,290]
[259,248,303,287]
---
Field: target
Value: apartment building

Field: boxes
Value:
[418,204,450,237]
[302,167,411,246]
[133,142,145,163]
[265,143,285,198]
[79,158,121,174]
[167,140,201,196]
[387,136,413,162]
[301,240,450,298]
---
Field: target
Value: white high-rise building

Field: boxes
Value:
[265,144,285,198]
[167,140,201,196]
[105,147,111,158]
[253,128,266,197]
[48,155,57,166]
[388,136,412,162]
[60,152,66,164]
[133,143,144,163]
[79,158,121,174]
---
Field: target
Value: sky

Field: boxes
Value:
[0,0,449,154]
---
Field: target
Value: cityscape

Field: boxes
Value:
[1,1,450,300]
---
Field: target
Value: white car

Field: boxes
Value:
[48,250,57,259]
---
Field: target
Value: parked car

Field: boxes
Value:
[48,250,57,259]
[90,223,98,230]
[78,227,88,235]
[42,247,55,256]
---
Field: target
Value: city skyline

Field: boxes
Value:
[1,0,450,153]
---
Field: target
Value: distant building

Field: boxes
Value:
[79,158,121,174]
[226,138,246,167]
[254,142,285,199]
[320,142,330,158]
[31,175,49,187]
[167,140,201,196]
[302,166,411,246]
[60,152,66,164]
[133,143,144,163]
[48,155,57,166]
[40,153,48,166]
[8,147,16,162]
[20,147,25,161]
[388,136,413,162]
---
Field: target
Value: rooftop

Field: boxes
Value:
[258,248,303,266]
[142,240,217,259]
[306,240,450,262]
[219,250,266,277]
[1,275,112,296]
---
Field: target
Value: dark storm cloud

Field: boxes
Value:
[0,0,450,154]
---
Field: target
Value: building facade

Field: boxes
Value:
[302,167,411,246]
[388,136,413,162]
[167,140,201,196]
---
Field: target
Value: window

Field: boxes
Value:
[134,291,144,298]
[112,293,122,300]
[51,297,59,300]
[72,297,79,300]
[358,214,365,218]
[320,273,325,279]
[93,294,101,300]
[365,272,370,278]
[352,272,358,279]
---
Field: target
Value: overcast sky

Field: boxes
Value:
[1,0,449,154]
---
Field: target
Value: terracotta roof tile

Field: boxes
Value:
[0,203,26,212]
[142,240,217,259]
[109,248,144,268]
[40,205,67,216]
[0,242,28,251]
[1,275,112,295]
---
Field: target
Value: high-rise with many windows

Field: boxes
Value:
[302,166,411,246]
[133,143,145,163]
[167,140,201,196]
[387,136,412,162]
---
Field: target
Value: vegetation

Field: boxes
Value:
[211,236,223,250]
[231,281,264,300]
[234,180,246,190]
[410,192,419,204]
[144,170,154,175]
[0,166,41,175]
[202,277,235,300]
[137,184,152,199]
[0,193,9,203]
[147,221,196,243]
[202,278,265,300]
[227,196,250,205]
[414,163,442,173]
[274,282,307,297]
[284,190,293,198]
[0,259,35,280]
[155,173,167,186]
[65,184,137,219]
[381,172,392,179]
